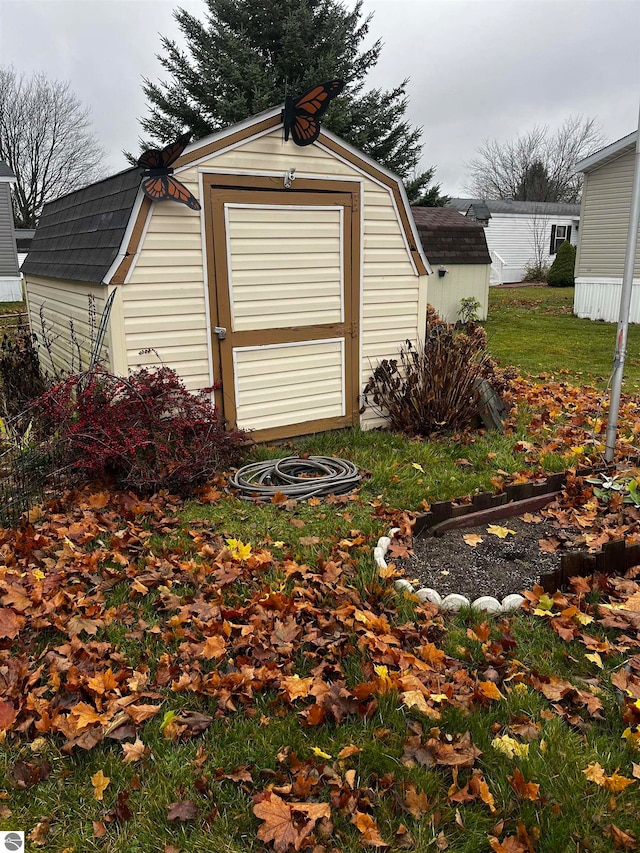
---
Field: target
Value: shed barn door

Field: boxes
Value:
[207,181,359,441]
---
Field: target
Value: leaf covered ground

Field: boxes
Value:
[3,368,640,851]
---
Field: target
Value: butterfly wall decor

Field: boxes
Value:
[138,133,201,210]
[282,80,344,147]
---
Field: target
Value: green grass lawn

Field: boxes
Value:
[485,285,640,392]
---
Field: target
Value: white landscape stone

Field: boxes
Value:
[377,536,391,552]
[471,595,502,614]
[394,579,414,593]
[416,587,443,607]
[388,528,400,537]
[440,593,470,611]
[373,547,387,567]
[501,593,526,612]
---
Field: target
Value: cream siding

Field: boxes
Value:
[427,264,491,324]
[123,127,426,427]
[575,150,640,279]
[233,340,344,430]
[226,205,342,330]
[25,276,109,374]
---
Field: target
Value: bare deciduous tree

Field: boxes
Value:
[464,116,606,203]
[0,67,104,228]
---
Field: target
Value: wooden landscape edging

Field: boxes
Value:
[413,465,640,593]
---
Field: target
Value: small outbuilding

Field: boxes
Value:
[411,207,492,323]
[22,106,431,440]
[573,131,640,322]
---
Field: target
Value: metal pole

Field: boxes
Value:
[605,103,640,462]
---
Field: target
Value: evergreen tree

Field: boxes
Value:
[514,160,555,202]
[547,240,576,287]
[138,0,446,204]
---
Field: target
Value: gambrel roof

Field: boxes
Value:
[23,106,431,284]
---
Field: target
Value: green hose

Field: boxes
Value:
[228,456,361,501]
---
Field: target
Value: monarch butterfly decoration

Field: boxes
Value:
[138,132,201,210]
[282,80,344,146]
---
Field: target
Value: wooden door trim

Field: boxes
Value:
[203,176,361,437]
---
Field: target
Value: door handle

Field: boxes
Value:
[214,326,227,341]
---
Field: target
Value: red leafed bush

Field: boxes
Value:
[36,366,245,494]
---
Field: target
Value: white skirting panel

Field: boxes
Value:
[574,278,640,323]
[0,276,23,302]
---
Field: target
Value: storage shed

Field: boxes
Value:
[411,207,491,323]
[22,107,431,440]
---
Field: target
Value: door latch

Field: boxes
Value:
[214,326,227,341]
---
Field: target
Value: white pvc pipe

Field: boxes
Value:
[605,103,640,462]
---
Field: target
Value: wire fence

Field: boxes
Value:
[0,440,68,528]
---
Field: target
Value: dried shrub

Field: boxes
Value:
[523,260,550,282]
[35,365,245,495]
[360,308,507,435]
[0,329,47,419]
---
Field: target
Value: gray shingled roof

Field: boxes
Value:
[0,159,16,179]
[411,207,491,265]
[447,197,581,217]
[21,169,141,283]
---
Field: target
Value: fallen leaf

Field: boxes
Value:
[491,735,529,759]
[352,811,389,847]
[508,768,540,801]
[167,800,198,821]
[91,770,110,801]
[463,534,483,548]
[487,525,516,539]
[411,463,425,473]
[479,681,505,701]
[338,745,361,760]
[122,737,147,763]
[253,793,301,852]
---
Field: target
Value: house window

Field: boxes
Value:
[549,224,571,255]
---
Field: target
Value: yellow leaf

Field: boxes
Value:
[585,652,604,669]
[272,541,285,548]
[491,735,529,759]
[622,727,640,749]
[463,534,483,548]
[411,463,425,473]
[575,612,595,625]
[486,525,516,539]
[430,693,449,703]
[311,746,332,760]
[479,681,505,701]
[225,538,252,560]
[32,569,45,581]
[91,770,110,801]
[401,690,440,719]
[583,762,606,785]
[605,770,635,793]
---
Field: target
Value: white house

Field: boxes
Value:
[447,198,580,284]
[573,132,640,322]
[0,159,22,302]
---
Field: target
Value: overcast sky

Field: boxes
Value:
[0,0,638,195]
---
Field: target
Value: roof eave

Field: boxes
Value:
[574,131,638,174]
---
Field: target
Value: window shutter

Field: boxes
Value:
[549,225,557,255]
[566,225,572,245]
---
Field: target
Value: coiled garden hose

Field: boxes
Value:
[228,456,361,502]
